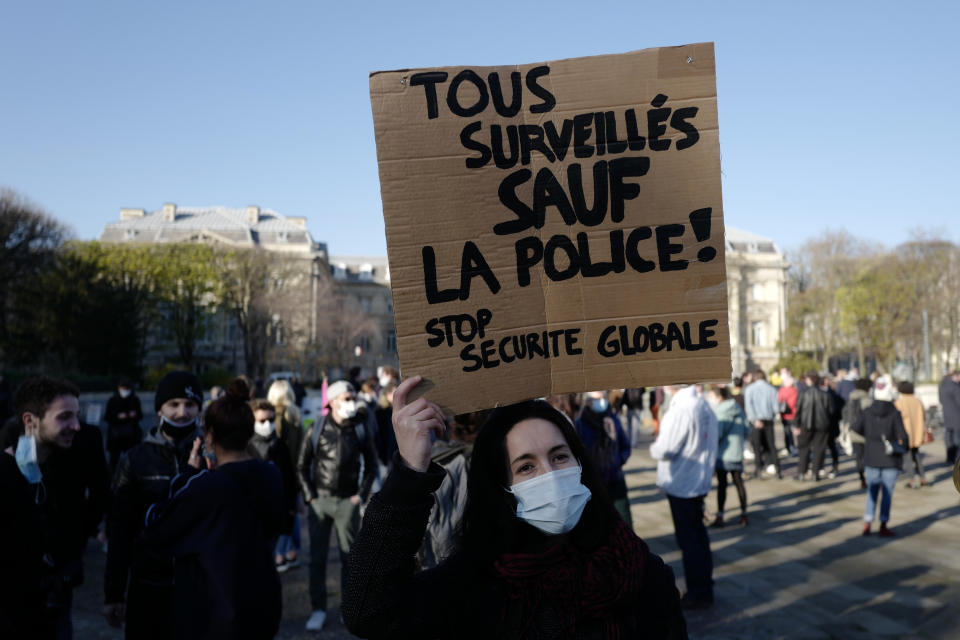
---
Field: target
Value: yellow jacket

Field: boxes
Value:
[894,394,925,449]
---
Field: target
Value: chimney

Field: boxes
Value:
[162,203,177,222]
[246,205,261,224]
[287,216,307,229]
[120,208,145,221]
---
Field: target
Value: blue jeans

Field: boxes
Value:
[864,466,898,523]
[275,513,301,557]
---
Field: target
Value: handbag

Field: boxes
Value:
[778,400,789,415]
[882,435,907,456]
[923,428,935,445]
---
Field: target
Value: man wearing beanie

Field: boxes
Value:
[103,371,203,639]
[297,380,377,632]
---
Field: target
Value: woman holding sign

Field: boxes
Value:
[342,376,687,639]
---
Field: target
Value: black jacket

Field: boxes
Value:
[852,400,909,469]
[796,386,836,432]
[142,459,284,640]
[248,433,298,530]
[297,411,377,501]
[104,427,198,603]
[343,459,687,640]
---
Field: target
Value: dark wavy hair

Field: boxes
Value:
[203,378,254,451]
[453,399,618,572]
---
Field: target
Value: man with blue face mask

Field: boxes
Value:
[104,371,203,639]
[1,377,84,639]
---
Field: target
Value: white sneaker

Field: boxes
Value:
[744,449,755,461]
[765,464,776,475]
[306,610,326,631]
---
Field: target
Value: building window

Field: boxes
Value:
[751,321,765,347]
[358,335,371,352]
[751,282,764,301]
[360,297,372,313]
[386,331,396,353]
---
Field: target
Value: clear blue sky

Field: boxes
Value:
[2,0,956,256]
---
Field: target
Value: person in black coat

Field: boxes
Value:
[852,375,909,537]
[104,379,144,474]
[142,378,284,640]
[343,376,687,640]
[248,398,298,570]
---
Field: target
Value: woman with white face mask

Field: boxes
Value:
[343,376,688,640]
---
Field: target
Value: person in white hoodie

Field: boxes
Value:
[649,384,719,609]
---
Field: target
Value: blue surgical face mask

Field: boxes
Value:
[16,435,43,484]
[507,466,592,535]
[590,398,609,414]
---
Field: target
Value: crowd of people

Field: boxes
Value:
[1,363,958,638]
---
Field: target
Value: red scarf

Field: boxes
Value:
[493,519,647,639]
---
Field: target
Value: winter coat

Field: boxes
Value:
[142,459,284,640]
[852,400,909,469]
[939,375,960,430]
[275,409,304,485]
[297,411,377,501]
[894,394,926,449]
[105,427,198,603]
[714,399,750,468]
[342,459,687,640]
[650,386,718,498]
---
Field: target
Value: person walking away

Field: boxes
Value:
[249,399,299,571]
[822,377,844,479]
[744,369,781,478]
[0,377,86,639]
[576,390,633,528]
[104,379,143,476]
[342,376,687,638]
[852,375,909,536]
[777,370,799,456]
[939,370,960,465]
[795,371,836,481]
[142,379,284,639]
[267,379,304,571]
[650,384,719,609]
[297,380,377,632]
[842,379,873,488]
[103,371,203,639]
[895,381,929,488]
[706,385,749,527]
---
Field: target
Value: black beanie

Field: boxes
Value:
[155,371,203,412]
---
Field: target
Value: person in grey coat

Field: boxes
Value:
[939,370,960,465]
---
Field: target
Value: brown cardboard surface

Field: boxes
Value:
[370,43,730,414]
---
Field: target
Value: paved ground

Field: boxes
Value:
[72,431,960,639]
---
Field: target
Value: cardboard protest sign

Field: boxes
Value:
[370,42,730,414]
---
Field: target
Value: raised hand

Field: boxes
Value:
[392,375,446,472]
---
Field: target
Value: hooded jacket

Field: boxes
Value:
[852,400,909,469]
[142,459,284,640]
[649,386,719,498]
[714,398,750,466]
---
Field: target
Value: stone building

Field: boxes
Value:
[100,203,330,378]
[325,256,398,376]
[725,227,789,376]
